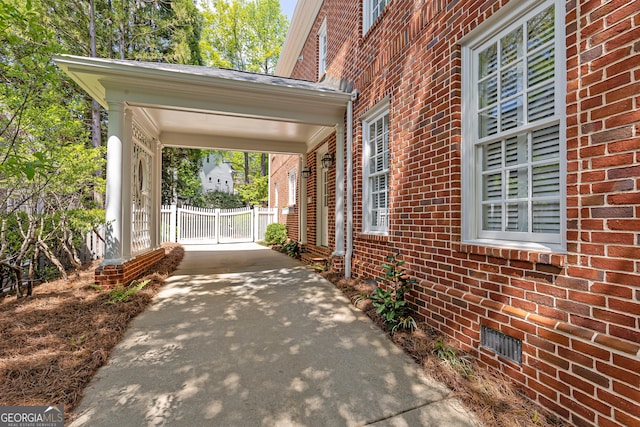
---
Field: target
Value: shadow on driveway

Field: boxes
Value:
[71,243,479,426]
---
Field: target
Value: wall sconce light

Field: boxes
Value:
[301,166,312,178]
[321,152,335,169]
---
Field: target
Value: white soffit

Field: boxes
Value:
[54,55,349,154]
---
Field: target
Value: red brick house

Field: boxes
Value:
[270,0,640,425]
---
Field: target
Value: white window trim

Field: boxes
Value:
[362,98,390,235]
[362,0,387,35]
[460,0,566,253]
[318,19,327,80]
[288,169,297,206]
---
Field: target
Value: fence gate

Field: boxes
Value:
[161,205,277,244]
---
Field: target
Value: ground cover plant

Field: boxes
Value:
[0,243,184,423]
[321,269,567,427]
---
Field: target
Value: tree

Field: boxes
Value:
[199,0,288,204]
[237,174,268,206]
[200,0,287,74]
[0,0,105,295]
[161,148,208,206]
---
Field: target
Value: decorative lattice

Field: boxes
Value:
[131,126,153,254]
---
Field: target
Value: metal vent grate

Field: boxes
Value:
[481,325,522,364]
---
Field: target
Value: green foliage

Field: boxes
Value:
[281,239,301,258]
[370,252,417,334]
[104,279,150,305]
[200,0,288,74]
[162,148,208,205]
[433,336,474,379]
[264,223,287,245]
[237,175,269,207]
[198,191,245,209]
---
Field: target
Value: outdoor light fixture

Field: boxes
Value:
[301,166,312,178]
[321,152,335,169]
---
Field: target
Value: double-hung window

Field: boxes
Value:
[318,19,327,79]
[363,102,390,234]
[461,0,565,249]
[363,0,388,33]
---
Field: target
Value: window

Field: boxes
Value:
[461,0,565,249]
[363,0,388,33]
[318,19,327,79]
[288,170,297,206]
[362,101,390,234]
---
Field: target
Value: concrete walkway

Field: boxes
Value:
[71,243,479,426]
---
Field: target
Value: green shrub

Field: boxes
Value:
[264,223,287,245]
[370,252,417,334]
[281,239,301,259]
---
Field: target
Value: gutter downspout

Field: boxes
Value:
[345,90,358,279]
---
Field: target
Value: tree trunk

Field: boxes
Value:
[261,153,267,177]
[37,240,68,281]
[244,152,250,184]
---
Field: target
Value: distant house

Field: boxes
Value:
[200,153,235,194]
[270,0,640,425]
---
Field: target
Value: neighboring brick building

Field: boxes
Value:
[272,0,640,425]
[269,153,300,240]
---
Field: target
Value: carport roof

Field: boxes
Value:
[54,55,351,153]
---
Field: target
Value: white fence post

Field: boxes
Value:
[215,209,220,244]
[170,204,176,242]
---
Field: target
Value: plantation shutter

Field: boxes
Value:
[366,112,390,231]
[475,3,561,243]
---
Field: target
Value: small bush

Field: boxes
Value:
[370,252,417,334]
[281,239,301,259]
[264,223,287,245]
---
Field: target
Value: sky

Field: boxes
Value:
[280,0,298,22]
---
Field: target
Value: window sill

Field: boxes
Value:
[455,240,566,267]
[356,232,389,242]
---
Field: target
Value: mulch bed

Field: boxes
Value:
[0,244,184,422]
[321,271,568,427]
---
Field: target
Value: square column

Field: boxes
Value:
[299,153,308,244]
[334,123,345,256]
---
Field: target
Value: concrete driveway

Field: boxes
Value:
[71,243,479,426]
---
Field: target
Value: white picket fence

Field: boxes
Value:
[161,205,277,244]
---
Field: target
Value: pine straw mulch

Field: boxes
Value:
[321,272,568,427]
[0,243,184,422]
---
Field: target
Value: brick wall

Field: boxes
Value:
[284,0,640,425]
[270,153,300,240]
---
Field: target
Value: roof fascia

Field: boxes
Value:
[275,0,323,77]
[54,55,351,108]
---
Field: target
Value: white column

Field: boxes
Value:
[299,153,308,244]
[334,123,345,256]
[150,140,162,249]
[103,102,132,264]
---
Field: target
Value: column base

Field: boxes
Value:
[95,247,165,286]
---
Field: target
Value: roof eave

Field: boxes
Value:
[275,0,323,77]
[54,55,351,109]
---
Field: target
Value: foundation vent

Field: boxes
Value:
[481,326,522,364]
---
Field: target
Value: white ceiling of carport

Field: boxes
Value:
[54,55,351,154]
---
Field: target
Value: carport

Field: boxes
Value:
[54,55,353,284]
